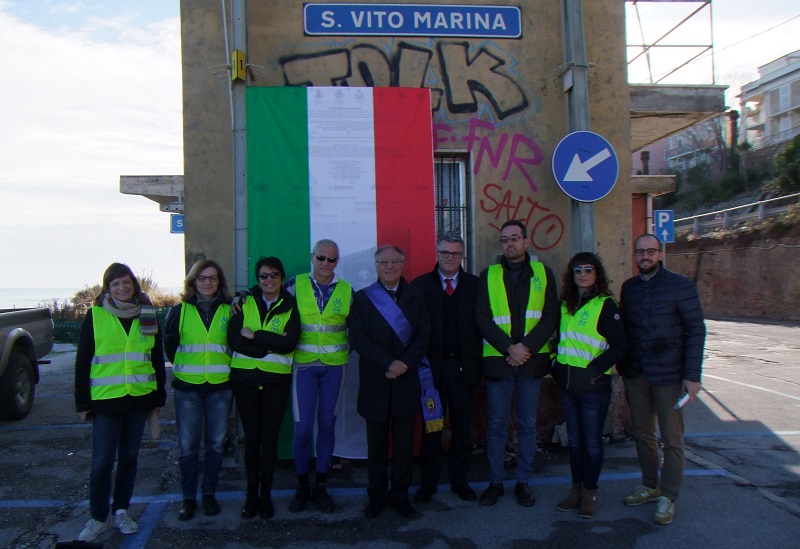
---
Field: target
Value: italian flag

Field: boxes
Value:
[246,86,436,287]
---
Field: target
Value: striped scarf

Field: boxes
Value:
[101,292,158,335]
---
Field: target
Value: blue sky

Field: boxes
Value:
[0,1,797,289]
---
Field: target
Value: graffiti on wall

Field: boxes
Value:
[280,41,528,120]
[480,184,564,251]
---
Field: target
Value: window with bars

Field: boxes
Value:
[433,154,473,270]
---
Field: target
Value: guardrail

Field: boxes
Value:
[674,192,800,235]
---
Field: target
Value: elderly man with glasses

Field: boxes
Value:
[283,239,353,514]
[619,233,706,526]
[411,232,482,504]
[475,219,559,508]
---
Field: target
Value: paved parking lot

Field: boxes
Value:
[1,318,798,548]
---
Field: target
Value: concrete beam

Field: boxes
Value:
[631,174,676,197]
[120,175,184,212]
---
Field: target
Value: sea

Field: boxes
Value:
[0,287,182,310]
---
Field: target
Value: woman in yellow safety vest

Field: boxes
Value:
[163,259,232,521]
[74,263,167,543]
[553,252,626,519]
[227,256,300,520]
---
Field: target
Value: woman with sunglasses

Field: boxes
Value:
[227,256,301,519]
[163,259,233,521]
[553,252,626,519]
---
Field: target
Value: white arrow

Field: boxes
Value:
[563,148,611,182]
[661,229,669,240]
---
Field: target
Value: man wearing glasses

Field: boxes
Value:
[349,245,431,518]
[283,239,352,514]
[475,219,559,507]
[619,233,705,526]
[411,233,482,504]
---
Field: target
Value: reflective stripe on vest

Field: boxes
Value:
[294,275,351,365]
[557,296,613,374]
[483,261,549,357]
[173,302,232,384]
[90,306,157,400]
[230,296,294,374]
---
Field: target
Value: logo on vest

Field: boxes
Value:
[140,334,149,343]
[331,297,342,314]
[532,276,542,292]
[270,317,283,330]
[578,310,591,326]
[220,316,229,330]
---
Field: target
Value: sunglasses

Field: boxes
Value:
[258,272,281,280]
[315,255,338,264]
[572,265,595,274]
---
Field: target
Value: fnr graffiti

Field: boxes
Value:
[280,41,528,120]
[480,183,564,251]
[435,117,543,192]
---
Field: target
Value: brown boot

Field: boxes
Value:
[579,487,597,518]
[556,483,582,511]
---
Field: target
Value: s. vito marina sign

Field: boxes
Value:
[304,3,522,38]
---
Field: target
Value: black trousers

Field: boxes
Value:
[233,379,291,491]
[365,414,415,505]
[419,358,475,488]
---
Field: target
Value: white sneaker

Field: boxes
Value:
[78,518,108,541]
[113,509,139,534]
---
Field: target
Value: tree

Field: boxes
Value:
[773,134,800,192]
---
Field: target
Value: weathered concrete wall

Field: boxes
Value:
[181,0,632,289]
[667,231,800,321]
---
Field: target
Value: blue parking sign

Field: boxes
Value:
[171,214,184,234]
[654,210,674,243]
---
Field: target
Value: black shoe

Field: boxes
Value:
[479,483,505,506]
[202,495,220,516]
[259,496,274,519]
[451,483,477,501]
[514,482,536,507]
[178,498,196,521]
[241,495,258,519]
[414,485,437,503]
[391,499,415,517]
[364,500,384,518]
[313,484,335,513]
[289,485,310,513]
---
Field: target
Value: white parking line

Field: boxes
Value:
[704,374,800,402]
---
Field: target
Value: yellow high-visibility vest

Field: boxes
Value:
[293,275,350,365]
[557,296,613,374]
[173,302,232,384]
[230,295,293,374]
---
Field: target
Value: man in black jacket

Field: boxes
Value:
[475,220,559,507]
[620,233,706,526]
[350,245,431,519]
[411,233,482,503]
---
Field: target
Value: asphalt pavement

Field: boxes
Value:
[0,318,798,548]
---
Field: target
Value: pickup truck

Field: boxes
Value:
[0,308,54,420]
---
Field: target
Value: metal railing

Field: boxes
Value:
[674,193,800,235]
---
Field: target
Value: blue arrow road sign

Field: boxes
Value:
[552,131,619,202]
[654,210,674,243]
[170,214,184,234]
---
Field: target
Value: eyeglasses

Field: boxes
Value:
[314,255,338,264]
[499,235,524,244]
[572,266,594,274]
[634,248,659,257]
[376,259,404,267]
[196,275,219,283]
[437,250,463,259]
[258,272,281,280]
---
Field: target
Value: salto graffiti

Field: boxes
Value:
[280,41,528,120]
[480,184,564,251]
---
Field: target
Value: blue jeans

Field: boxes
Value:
[292,365,344,475]
[485,371,541,483]
[174,387,233,498]
[559,388,611,489]
[89,410,148,522]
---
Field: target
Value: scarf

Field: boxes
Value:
[101,292,158,335]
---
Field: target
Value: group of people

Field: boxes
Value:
[73,225,705,542]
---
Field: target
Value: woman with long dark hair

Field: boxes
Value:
[74,263,166,542]
[553,252,626,519]
[164,259,233,521]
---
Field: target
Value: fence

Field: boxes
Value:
[53,307,173,344]
[674,193,800,235]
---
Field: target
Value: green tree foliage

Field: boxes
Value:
[773,135,800,192]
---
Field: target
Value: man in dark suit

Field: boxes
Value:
[411,233,481,503]
[349,245,431,519]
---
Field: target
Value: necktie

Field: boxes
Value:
[388,289,397,302]
[445,278,454,296]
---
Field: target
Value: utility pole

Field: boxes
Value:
[232,0,248,292]
[561,0,594,254]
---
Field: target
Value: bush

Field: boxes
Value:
[774,135,800,192]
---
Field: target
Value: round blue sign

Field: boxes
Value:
[552,131,619,202]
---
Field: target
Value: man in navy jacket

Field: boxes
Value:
[620,233,706,526]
